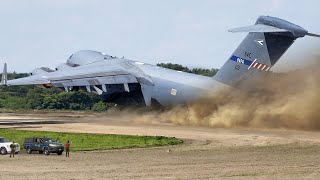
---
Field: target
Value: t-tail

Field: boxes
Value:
[213,16,320,87]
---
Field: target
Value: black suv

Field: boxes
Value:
[23,137,64,155]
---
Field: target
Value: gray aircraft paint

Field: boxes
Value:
[1,16,319,106]
[214,16,303,87]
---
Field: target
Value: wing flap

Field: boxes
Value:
[307,32,320,37]
[51,75,138,87]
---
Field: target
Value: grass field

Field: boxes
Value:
[0,129,183,151]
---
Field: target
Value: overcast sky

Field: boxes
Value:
[0,0,319,72]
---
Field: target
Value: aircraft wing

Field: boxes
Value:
[5,75,51,86]
[1,61,154,90]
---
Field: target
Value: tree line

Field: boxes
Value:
[157,63,219,77]
[0,85,108,111]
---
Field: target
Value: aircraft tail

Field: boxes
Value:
[1,63,7,85]
[213,16,320,87]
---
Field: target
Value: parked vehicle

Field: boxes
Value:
[23,137,64,155]
[0,137,20,155]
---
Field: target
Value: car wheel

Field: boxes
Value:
[15,152,19,154]
[0,147,7,155]
[57,151,62,155]
[44,149,50,156]
[39,151,43,154]
[27,147,32,154]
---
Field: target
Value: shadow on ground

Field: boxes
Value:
[0,120,74,126]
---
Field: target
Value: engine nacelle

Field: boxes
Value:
[66,50,113,67]
[30,67,54,76]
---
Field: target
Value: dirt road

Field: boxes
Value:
[1,112,320,179]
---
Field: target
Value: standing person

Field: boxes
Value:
[9,141,16,158]
[65,140,70,157]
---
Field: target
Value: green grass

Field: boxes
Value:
[0,129,183,151]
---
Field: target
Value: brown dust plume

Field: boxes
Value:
[113,56,320,130]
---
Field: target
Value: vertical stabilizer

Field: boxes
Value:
[213,16,316,87]
[1,63,7,85]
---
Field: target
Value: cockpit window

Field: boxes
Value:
[68,54,73,60]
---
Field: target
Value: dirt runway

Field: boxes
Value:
[1,112,320,179]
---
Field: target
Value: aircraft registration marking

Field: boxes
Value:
[230,55,252,66]
[230,55,271,72]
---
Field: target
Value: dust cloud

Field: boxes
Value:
[113,55,320,130]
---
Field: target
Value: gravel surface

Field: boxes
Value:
[1,112,320,179]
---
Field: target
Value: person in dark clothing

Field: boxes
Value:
[9,141,16,158]
[65,140,70,157]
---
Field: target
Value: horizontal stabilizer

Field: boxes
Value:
[307,33,320,37]
[228,24,288,33]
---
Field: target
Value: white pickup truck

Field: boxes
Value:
[0,137,20,155]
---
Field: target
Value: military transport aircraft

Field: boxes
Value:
[1,16,319,106]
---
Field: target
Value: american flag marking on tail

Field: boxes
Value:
[248,59,270,71]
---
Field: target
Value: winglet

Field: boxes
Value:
[1,63,8,85]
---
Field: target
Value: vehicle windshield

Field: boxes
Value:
[0,138,10,143]
[43,138,57,143]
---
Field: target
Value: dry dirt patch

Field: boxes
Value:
[1,112,320,179]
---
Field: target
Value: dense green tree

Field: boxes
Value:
[157,63,219,77]
[43,91,101,110]
[25,88,48,109]
[1,96,28,109]
[157,63,190,72]
[7,72,29,80]
[190,68,219,77]
[91,101,108,112]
